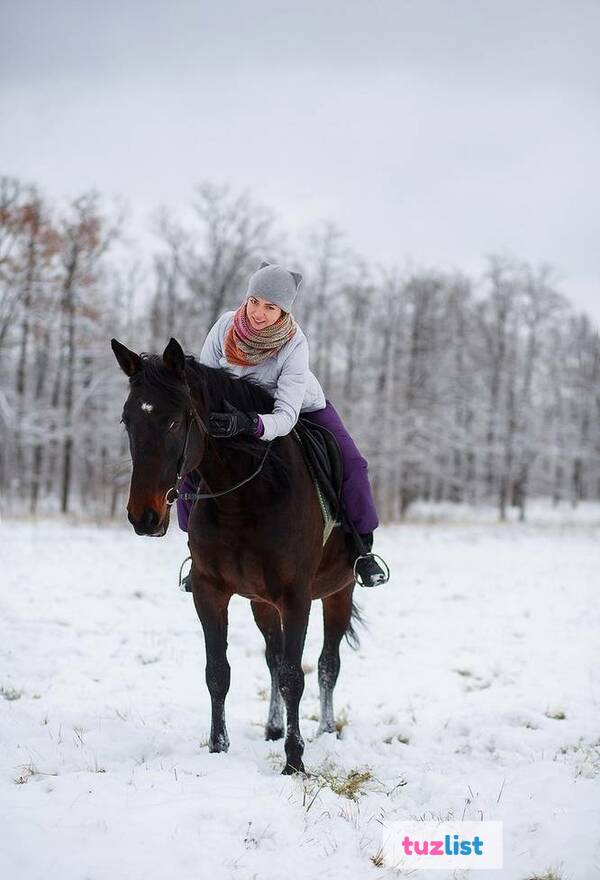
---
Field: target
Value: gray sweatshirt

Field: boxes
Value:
[199,310,326,441]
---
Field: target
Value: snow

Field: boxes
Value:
[1,507,599,880]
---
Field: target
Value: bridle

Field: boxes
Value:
[165,400,273,506]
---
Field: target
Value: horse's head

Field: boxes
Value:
[111,337,205,537]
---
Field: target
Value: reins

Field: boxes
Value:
[165,397,273,506]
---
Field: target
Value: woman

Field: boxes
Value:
[177,261,388,589]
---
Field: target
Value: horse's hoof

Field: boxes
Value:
[208,732,230,753]
[265,724,284,741]
[317,722,336,736]
[281,759,305,775]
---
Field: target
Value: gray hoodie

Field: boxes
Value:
[199,310,326,441]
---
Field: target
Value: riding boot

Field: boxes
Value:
[348,531,389,588]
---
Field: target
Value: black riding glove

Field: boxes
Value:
[208,400,260,438]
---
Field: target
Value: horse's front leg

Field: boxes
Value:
[279,595,311,775]
[192,578,231,753]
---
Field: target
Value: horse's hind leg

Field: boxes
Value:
[192,583,231,753]
[318,585,354,736]
[251,600,284,741]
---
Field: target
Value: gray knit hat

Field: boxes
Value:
[246,261,303,313]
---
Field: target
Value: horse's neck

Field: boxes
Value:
[187,383,253,507]
[198,445,275,521]
[186,365,283,506]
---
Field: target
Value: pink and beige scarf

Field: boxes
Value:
[224,301,297,367]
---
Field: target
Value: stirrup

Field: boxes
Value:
[178,555,192,592]
[353,552,390,588]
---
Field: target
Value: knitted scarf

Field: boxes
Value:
[224,301,297,367]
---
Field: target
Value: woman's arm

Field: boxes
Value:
[258,339,309,441]
[199,312,232,368]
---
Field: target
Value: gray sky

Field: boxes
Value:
[1,0,599,320]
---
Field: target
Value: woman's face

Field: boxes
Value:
[246,295,283,330]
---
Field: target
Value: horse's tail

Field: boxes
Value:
[344,598,365,650]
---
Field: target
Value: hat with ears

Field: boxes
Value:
[246,261,303,313]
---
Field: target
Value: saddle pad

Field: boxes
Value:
[292,422,343,545]
[295,417,344,506]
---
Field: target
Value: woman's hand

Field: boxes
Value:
[208,400,260,438]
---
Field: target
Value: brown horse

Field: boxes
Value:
[111,337,361,774]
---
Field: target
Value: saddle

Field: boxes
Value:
[293,417,344,538]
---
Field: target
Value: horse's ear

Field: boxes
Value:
[258,260,270,269]
[163,337,186,380]
[111,338,142,377]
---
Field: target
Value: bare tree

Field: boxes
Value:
[3,175,599,522]
[55,193,119,513]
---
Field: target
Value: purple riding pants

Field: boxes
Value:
[176,399,379,535]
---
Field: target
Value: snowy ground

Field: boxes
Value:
[1,505,599,880]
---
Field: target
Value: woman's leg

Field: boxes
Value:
[176,471,199,532]
[176,472,200,591]
[302,400,379,535]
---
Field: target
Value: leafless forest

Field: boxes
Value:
[0,175,598,522]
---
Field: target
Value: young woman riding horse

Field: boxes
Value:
[111,261,389,774]
[178,261,388,589]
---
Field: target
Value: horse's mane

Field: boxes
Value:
[132,353,292,491]
[185,355,277,417]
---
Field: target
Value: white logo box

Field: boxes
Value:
[382,820,503,870]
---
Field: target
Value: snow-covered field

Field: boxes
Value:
[1,507,599,880]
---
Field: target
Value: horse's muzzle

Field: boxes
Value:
[127,506,168,537]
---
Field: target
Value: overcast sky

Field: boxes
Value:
[1,0,598,320]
